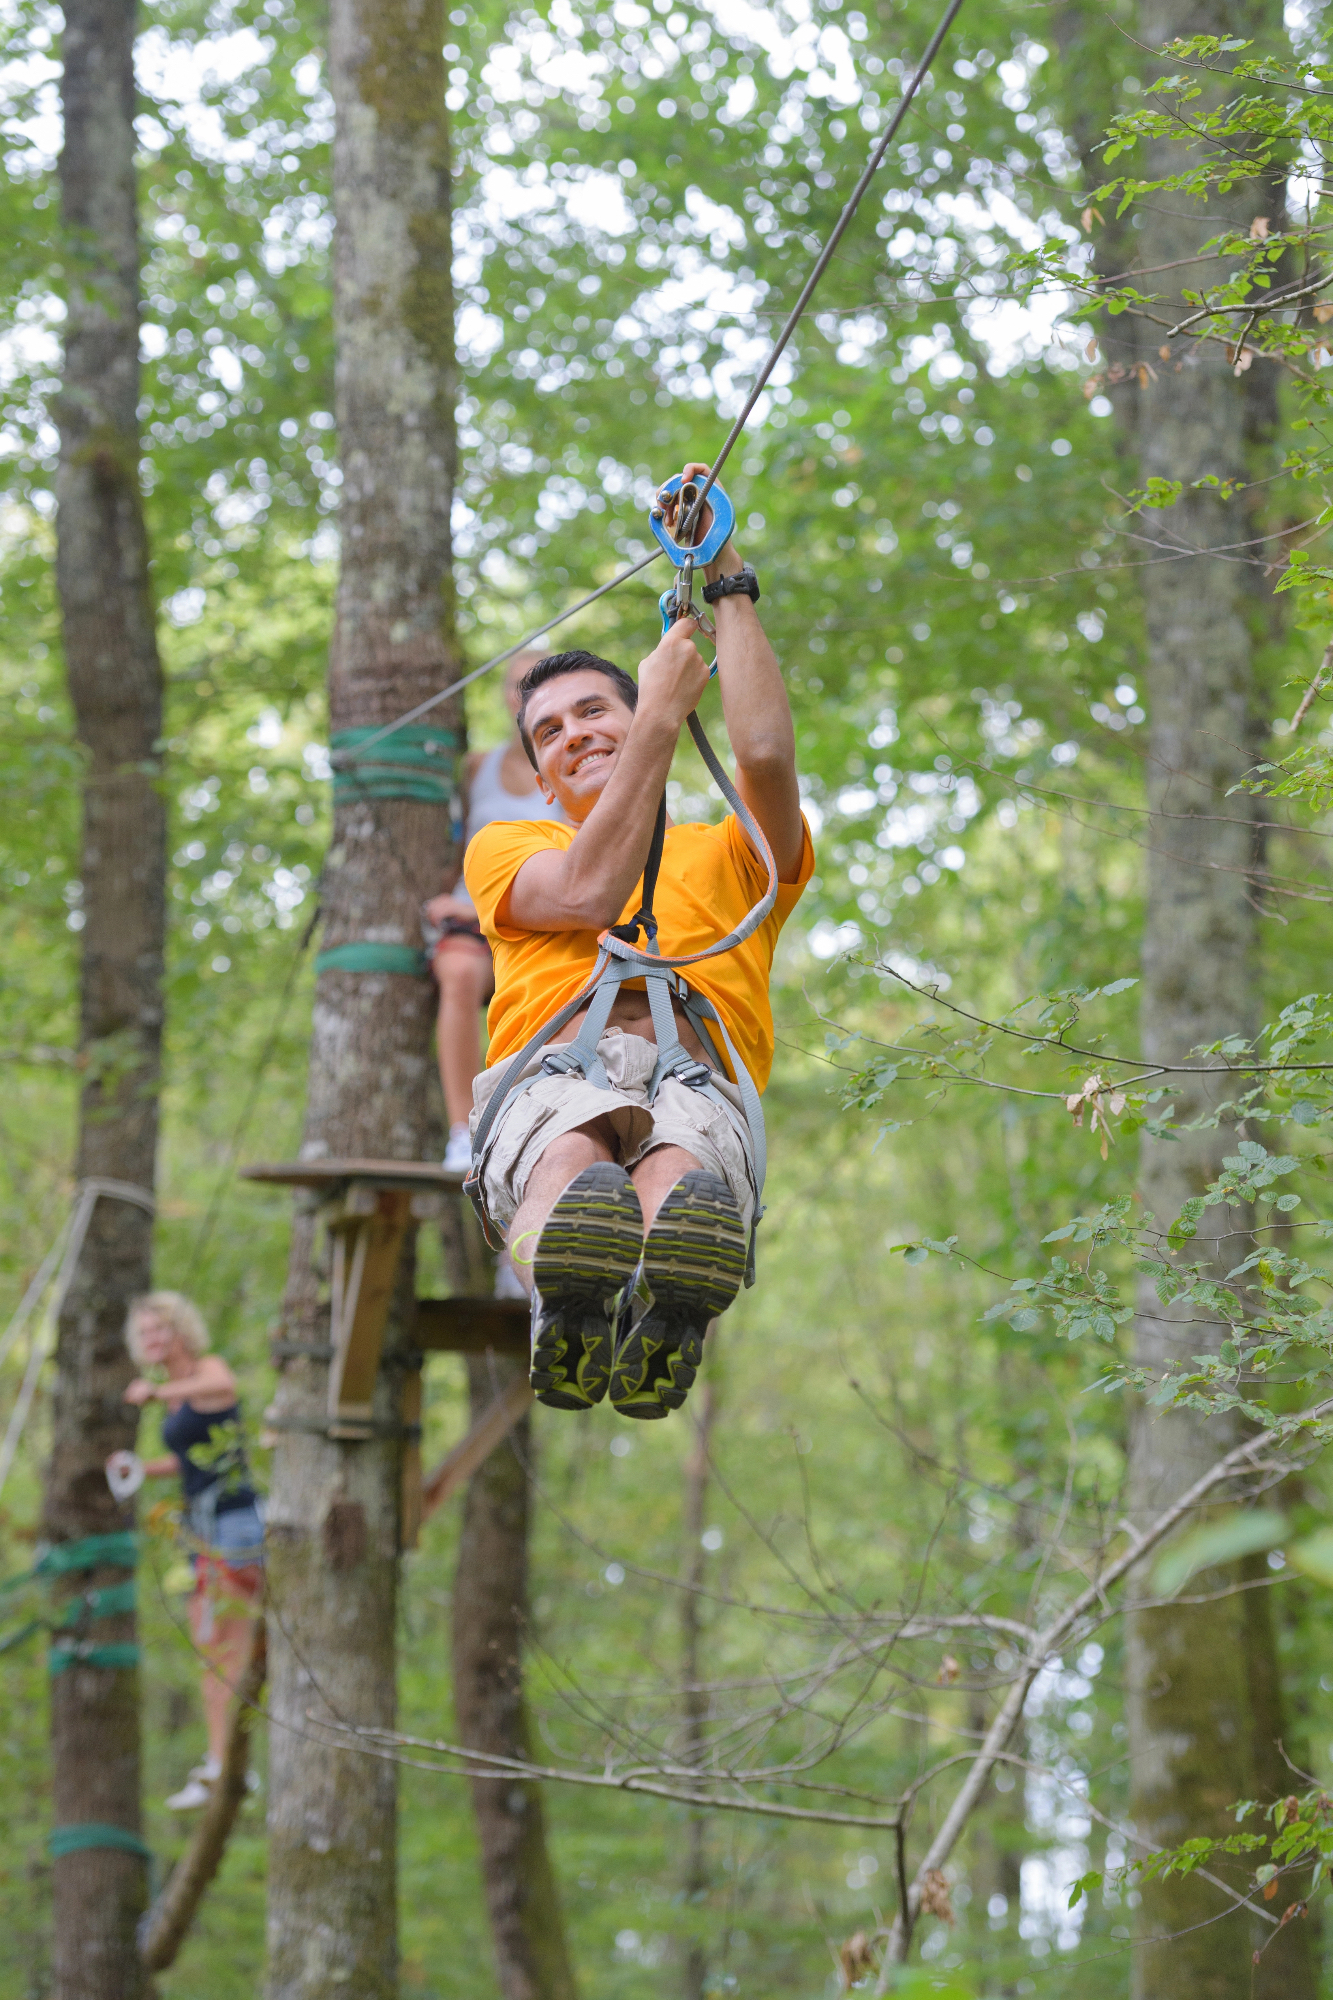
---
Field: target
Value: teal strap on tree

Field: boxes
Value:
[49,1641,140,1675]
[314,942,429,979]
[0,1619,40,1656]
[330,725,457,805]
[50,1823,152,1864]
[36,1532,138,1579]
[0,1531,138,1602]
[54,1580,136,1624]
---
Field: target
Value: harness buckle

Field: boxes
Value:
[540,1048,587,1078]
[664,1056,712,1088]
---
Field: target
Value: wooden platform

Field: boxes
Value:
[415,1297,527,1355]
[242,1158,463,1190]
[244,1157,532,1540]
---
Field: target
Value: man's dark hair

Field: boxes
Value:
[516,650,638,767]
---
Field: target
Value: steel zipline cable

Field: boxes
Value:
[335,0,965,769]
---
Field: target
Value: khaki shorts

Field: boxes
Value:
[470,1028,756,1233]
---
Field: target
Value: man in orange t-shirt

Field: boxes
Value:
[465,464,813,1420]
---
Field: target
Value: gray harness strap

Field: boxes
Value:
[465,704,780,1284]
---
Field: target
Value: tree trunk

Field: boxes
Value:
[1240,1552,1318,1996]
[1122,4,1305,1997]
[679,1376,717,2000]
[263,0,459,1990]
[451,1351,579,2000]
[44,0,166,1991]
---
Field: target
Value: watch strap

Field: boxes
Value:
[701,563,760,606]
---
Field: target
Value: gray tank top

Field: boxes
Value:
[454,745,565,909]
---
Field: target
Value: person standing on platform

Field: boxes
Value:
[426,650,567,1190]
[123,1291,265,1809]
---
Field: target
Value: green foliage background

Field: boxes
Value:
[2,0,1331,1992]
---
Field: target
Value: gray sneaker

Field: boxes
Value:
[530,1164,643,1410]
[609,1172,745,1419]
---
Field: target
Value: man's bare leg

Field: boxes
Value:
[505,1119,618,1296]
[433,940,493,1131]
[629,1143,704,1229]
[611,1145,745,1420]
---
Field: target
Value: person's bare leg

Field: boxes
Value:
[630,1143,704,1229]
[192,1598,254,1767]
[505,1119,619,1295]
[434,943,494,1130]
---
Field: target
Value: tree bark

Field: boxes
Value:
[1119,4,1307,1997]
[678,1376,717,2000]
[263,0,459,1991]
[44,0,166,1991]
[451,1351,579,2000]
[140,1620,267,1972]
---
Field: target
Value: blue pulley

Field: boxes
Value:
[648,473,735,568]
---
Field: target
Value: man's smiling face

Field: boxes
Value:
[525,669,635,820]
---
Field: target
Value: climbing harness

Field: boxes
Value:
[465,484,778,1283]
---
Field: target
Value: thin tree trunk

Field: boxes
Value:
[1122,5,1302,1997]
[140,1620,267,1972]
[263,0,458,1989]
[679,1376,717,2000]
[1240,1552,1317,1996]
[451,1351,579,2000]
[44,0,165,1991]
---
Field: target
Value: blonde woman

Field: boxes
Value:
[123,1291,264,1810]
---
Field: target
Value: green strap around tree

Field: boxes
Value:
[0,1531,138,1601]
[314,942,429,978]
[49,1641,140,1675]
[49,1823,152,1863]
[47,1578,140,1674]
[54,1580,137,1624]
[0,1538,139,1667]
[37,1532,138,1579]
[330,725,457,805]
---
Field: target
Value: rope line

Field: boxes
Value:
[0,1182,155,1501]
[330,550,665,765]
[680,0,966,540]
[333,0,964,761]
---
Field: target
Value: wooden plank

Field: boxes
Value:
[242,1158,463,1191]
[327,1188,413,1431]
[420,1375,535,1522]
[414,1296,528,1355]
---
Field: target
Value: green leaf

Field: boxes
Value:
[1067,1869,1102,1909]
[1153,1509,1287,1595]
[1285,1527,1333,1587]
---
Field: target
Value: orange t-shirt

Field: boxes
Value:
[464,814,815,1091]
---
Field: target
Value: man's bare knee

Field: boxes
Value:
[525,1122,616,1195]
[437,955,490,1004]
[631,1142,704,1228]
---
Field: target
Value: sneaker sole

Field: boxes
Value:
[610,1172,745,1419]
[531,1163,643,1410]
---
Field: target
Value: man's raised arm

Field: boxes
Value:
[685,463,806,882]
[501,623,712,934]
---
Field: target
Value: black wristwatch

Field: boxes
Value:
[702,563,760,606]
